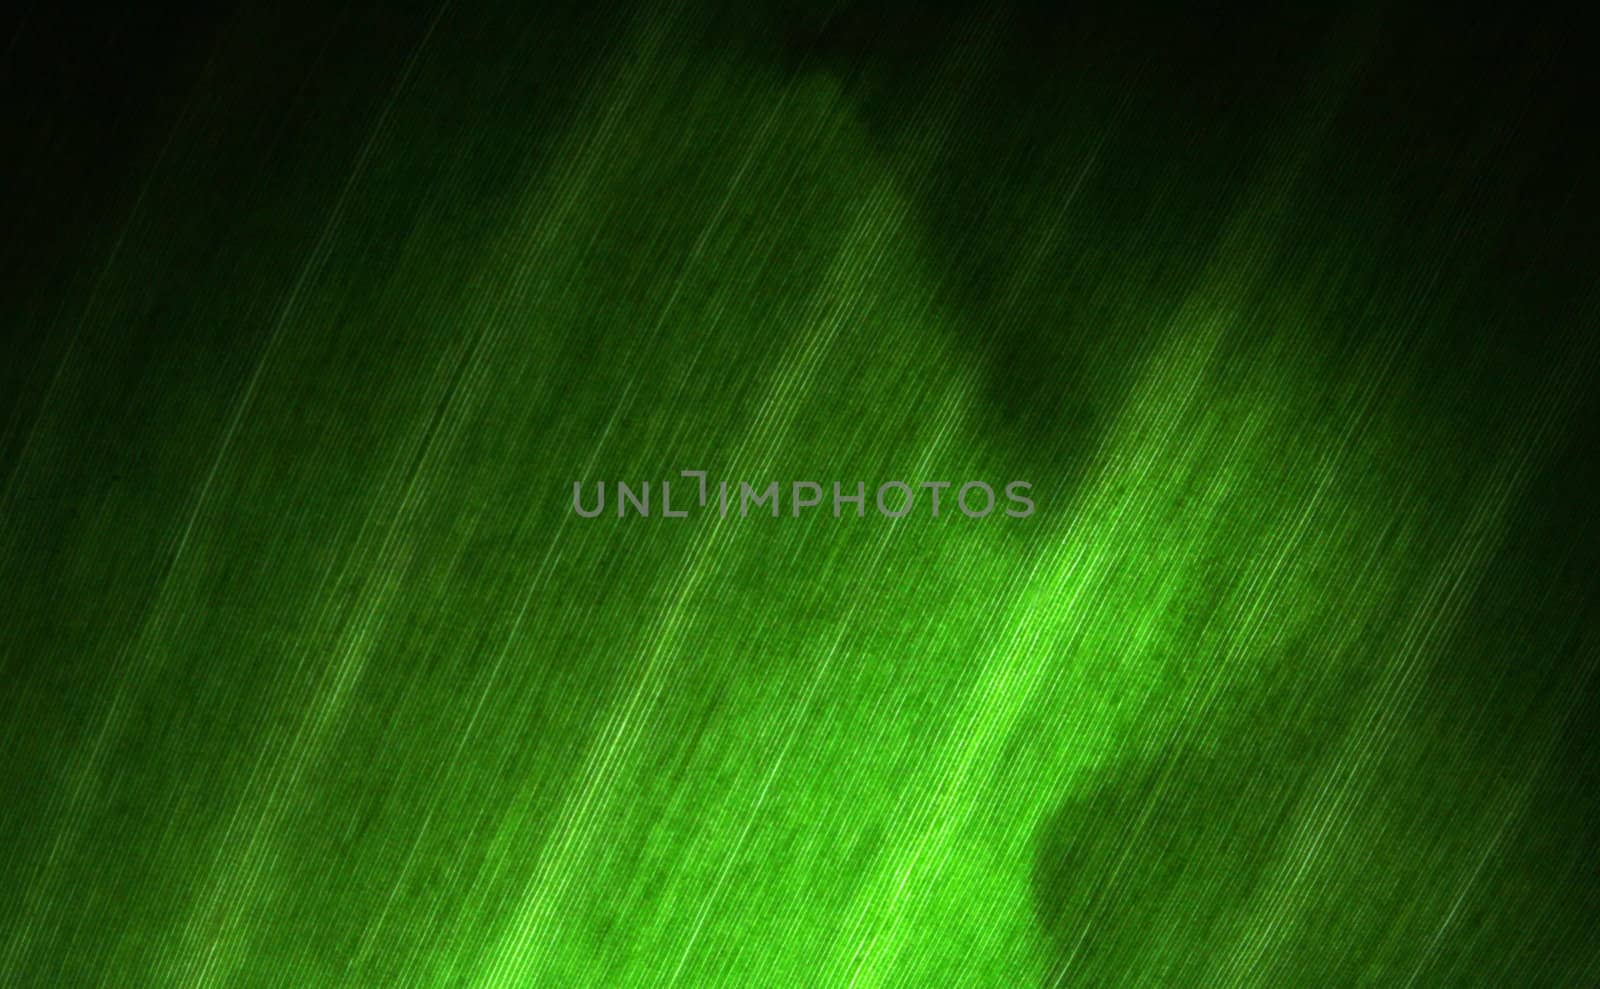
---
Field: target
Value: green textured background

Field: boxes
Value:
[3,2,1597,986]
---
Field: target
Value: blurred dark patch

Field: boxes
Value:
[707,1,1342,488]
[1029,699,1330,985]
